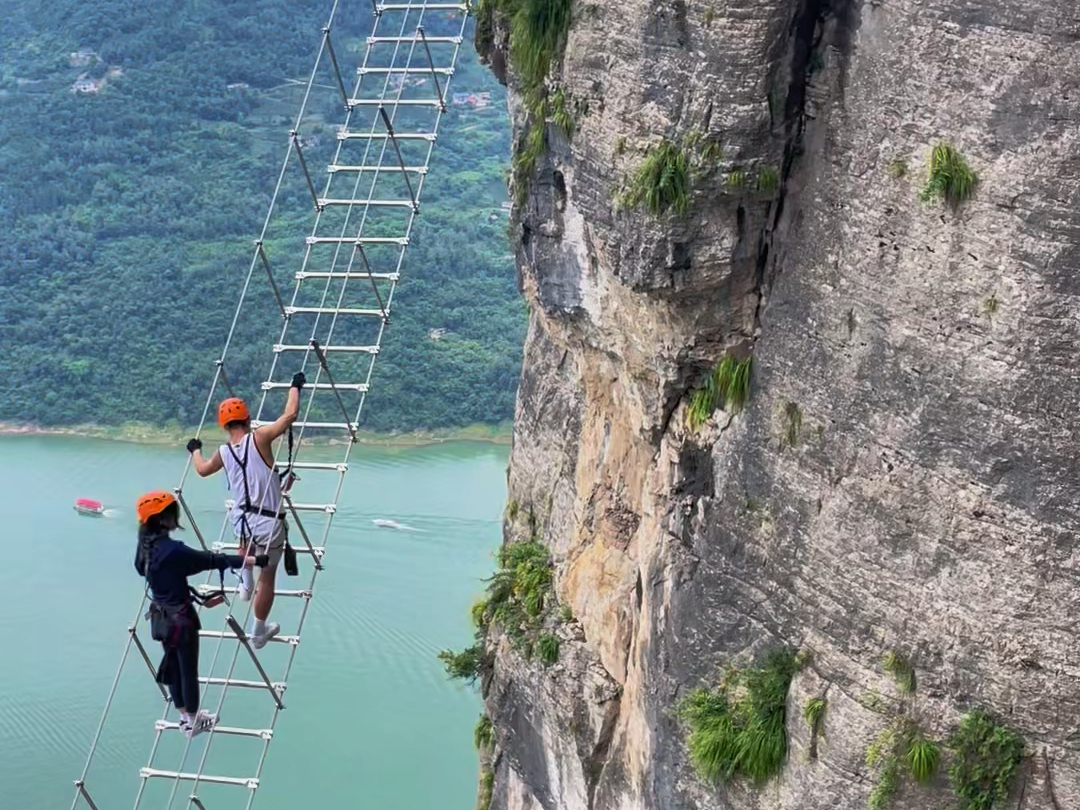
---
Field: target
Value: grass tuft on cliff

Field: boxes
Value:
[947,711,1023,810]
[686,355,753,429]
[920,143,977,206]
[509,0,572,96]
[474,714,495,750]
[676,649,797,785]
[537,632,560,665]
[906,735,939,784]
[619,138,692,216]
[882,650,916,694]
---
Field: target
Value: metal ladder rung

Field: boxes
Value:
[253,418,359,431]
[366,35,462,44]
[274,461,347,471]
[211,541,324,558]
[274,343,379,354]
[348,98,443,107]
[155,719,273,740]
[306,236,408,245]
[358,66,455,75]
[328,164,427,174]
[297,271,399,281]
[198,676,287,691]
[199,630,300,645]
[140,768,257,789]
[284,305,387,317]
[337,131,436,141]
[286,501,339,512]
[262,380,370,392]
[376,2,467,9]
[195,584,312,599]
[317,198,416,208]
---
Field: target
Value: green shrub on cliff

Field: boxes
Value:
[676,649,797,784]
[438,643,488,684]
[947,711,1023,810]
[619,138,692,216]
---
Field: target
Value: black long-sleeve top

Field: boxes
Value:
[135,528,245,607]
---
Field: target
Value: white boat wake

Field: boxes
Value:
[371,518,423,532]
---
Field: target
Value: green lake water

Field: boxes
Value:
[0,434,505,810]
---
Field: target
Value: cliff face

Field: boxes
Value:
[478,1,1080,809]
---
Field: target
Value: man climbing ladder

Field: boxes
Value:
[186,370,306,648]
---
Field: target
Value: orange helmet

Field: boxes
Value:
[218,397,250,428]
[137,490,177,524]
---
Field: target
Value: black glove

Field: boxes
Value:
[186,438,202,454]
[291,371,306,389]
[255,554,270,568]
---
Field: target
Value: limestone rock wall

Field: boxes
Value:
[478,1,1080,809]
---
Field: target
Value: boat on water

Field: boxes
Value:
[74,498,106,517]
[372,519,403,529]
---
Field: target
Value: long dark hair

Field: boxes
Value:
[135,502,181,576]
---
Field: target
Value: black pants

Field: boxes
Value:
[155,607,202,714]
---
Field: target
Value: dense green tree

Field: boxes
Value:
[0,0,521,432]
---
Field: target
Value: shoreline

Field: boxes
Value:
[0,420,513,448]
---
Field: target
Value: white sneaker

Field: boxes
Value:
[251,622,280,650]
[183,711,218,739]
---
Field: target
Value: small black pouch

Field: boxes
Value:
[284,540,298,577]
[146,603,170,642]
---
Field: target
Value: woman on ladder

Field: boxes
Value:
[135,491,267,738]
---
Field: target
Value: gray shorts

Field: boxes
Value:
[238,521,287,568]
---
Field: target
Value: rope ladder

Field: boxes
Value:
[70,2,470,808]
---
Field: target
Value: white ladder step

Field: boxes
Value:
[306,236,408,245]
[283,306,386,318]
[274,460,347,470]
[155,719,273,740]
[296,270,399,281]
[199,630,300,645]
[328,164,426,174]
[317,198,416,208]
[194,584,312,599]
[274,343,379,354]
[358,66,455,75]
[366,35,462,44]
[376,2,468,9]
[337,131,435,141]
[287,501,338,513]
[253,418,359,431]
[211,541,325,558]
[261,380,370,392]
[198,676,287,691]
[140,768,257,789]
[348,97,443,107]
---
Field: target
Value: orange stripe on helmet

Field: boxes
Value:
[218,397,250,428]
[136,490,177,524]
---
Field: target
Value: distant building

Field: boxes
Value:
[72,77,101,94]
[428,328,447,341]
[451,91,492,108]
[226,82,250,90]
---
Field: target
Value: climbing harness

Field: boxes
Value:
[224,429,298,577]
[69,2,470,809]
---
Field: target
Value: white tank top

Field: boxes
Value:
[220,432,282,538]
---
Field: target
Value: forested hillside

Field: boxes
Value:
[0,0,521,432]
